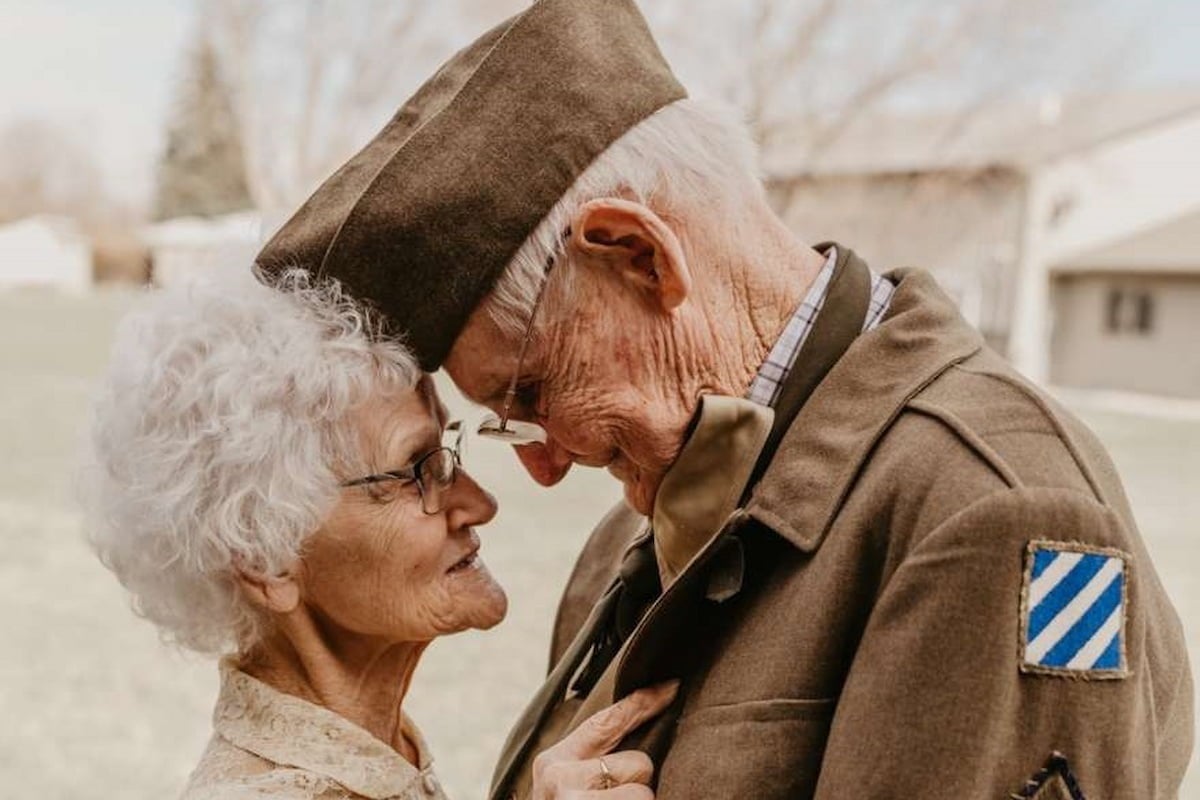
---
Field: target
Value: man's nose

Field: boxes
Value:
[514,437,573,486]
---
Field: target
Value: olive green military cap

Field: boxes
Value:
[256,0,686,370]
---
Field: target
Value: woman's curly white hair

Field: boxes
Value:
[81,268,419,655]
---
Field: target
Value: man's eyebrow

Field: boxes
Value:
[478,381,510,407]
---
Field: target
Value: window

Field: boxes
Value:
[1104,286,1155,335]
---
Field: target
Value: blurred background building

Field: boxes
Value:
[769,92,1200,396]
[3,0,1198,397]
[0,215,93,292]
[0,1,1197,798]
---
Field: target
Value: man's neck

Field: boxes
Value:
[700,227,826,398]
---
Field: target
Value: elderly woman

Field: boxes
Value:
[82,270,671,800]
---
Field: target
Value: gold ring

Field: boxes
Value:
[598,756,615,789]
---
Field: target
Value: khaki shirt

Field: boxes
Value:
[182,660,448,800]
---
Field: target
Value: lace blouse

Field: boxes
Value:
[181,659,449,800]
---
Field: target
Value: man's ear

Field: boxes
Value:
[234,559,302,615]
[568,198,692,311]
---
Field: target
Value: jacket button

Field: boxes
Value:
[422,773,440,796]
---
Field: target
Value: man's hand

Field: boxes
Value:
[531,680,679,799]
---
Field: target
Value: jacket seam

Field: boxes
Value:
[904,485,1104,564]
[950,364,1108,506]
[766,346,981,551]
[905,398,1023,489]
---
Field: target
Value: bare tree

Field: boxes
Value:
[200,0,509,211]
[154,33,253,220]
[0,119,107,225]
[193,0,1108,213]
[643,0,1093,165]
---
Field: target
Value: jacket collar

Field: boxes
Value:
[651,395,774,586]
[745,266,983,551]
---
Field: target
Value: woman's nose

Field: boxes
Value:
[446,468,498,527]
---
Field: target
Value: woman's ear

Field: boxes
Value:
[568,198,692,311]
[234,559,302,615]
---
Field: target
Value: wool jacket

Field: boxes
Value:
[508,263,1193,799]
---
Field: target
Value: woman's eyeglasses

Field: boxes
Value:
[340,421,464,515]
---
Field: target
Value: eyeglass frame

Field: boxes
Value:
[477,232,570,446]
[340,420,464,515]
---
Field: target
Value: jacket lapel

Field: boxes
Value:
[489,582,622,800]
[614,515,750,697]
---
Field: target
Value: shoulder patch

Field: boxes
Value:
[1019,540,1130,679]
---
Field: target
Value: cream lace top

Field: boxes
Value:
[181,659,449,800]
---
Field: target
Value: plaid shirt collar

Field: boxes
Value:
[746,247,895,408]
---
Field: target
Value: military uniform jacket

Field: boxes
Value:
[529,266,1193,799]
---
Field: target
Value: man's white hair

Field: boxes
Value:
[487,98,766,337]
[81,269,419,655]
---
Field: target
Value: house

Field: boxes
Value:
[143,211,263,288]
[765,91,1200,399]
[0,215,92,293]
[1052,211,1200,398]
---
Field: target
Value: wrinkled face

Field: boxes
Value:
[298,378,506,643]
[445,270,697,516]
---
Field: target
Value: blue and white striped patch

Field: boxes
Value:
[1020,541,1130,678]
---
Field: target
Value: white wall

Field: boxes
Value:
[1009,110,1200,384]
[144,212,263,288]
[1052,272,1200,398]
[0,217,92,293]
[771,169,1024,350]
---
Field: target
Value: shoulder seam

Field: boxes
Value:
[907,485,1108,562]
[905,398,1022,489]
[947,363,1108,505]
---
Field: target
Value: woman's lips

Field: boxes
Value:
[446,532,482,573]
[447,550,480,573]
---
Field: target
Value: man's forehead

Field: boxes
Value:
[417,374,449,424]
[444,312,524,404]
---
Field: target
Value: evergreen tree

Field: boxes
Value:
[153,35,253,220]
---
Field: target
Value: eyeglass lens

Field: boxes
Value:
[476,415,547,445]
[417,447,458,514]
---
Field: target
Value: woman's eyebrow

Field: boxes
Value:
[378,426,440,469]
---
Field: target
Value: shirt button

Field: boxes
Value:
[422,773,439,796]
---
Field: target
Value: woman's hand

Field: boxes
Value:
[531,680,680,799]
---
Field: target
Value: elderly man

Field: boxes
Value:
[258,1,1194,798]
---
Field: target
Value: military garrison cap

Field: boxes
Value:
[256,0,686,370]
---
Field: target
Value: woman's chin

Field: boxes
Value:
[446,560,508,630]
[476,597,508,630]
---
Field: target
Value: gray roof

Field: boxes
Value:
[765,90,1200,179]
[1056,207,1200,274]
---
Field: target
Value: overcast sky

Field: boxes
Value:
[1,0,1197,210]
